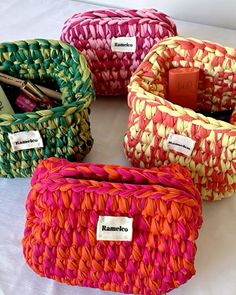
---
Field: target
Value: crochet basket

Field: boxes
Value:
[124,36,236,201]
[0,39,95,178]
[60,9,177,96]
[22,157,202,295]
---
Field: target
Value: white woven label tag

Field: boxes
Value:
[96,216,133,241]
[166,133,196,156]
[8,130,43,152]
[111,36,136,52]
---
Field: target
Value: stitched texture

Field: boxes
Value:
[22,157,202,295]
[124,36,236,201]
[60,9,177,96]
[0,39,95,177]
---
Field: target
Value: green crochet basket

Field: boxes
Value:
[0,39,95,177]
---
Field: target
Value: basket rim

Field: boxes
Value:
[128,36,236,131]
[0,38,95,123]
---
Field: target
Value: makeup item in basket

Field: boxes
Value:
[20,80,54,106]
[16,91,59,112]
[168,68,200,109]
[0,72,62,101]
[22,157,202,295]
[15,92,38,112]
[0,85,14,115]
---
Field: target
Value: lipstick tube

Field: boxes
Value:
[15,91,55,112]
[21,81,54,106]
[15,93,38,112]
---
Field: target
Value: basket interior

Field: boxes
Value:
[136,39,236,114]
[0,39,94,111]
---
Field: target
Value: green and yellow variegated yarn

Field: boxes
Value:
[0,39,95,177]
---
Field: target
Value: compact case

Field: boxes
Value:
[0,39,95,177]
[22,157,202,295]
[124,36,236,201]
[60,9,177,96]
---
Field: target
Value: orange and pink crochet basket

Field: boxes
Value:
[60,9,177,96]
[22,157,202,295]
[124,36,236,201]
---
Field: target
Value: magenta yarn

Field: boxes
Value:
[60,9,177,96]
[22,157,202,295]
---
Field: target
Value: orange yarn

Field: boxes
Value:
[124,36,236,200]
[22,157,202,295]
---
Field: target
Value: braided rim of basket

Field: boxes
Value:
[0,39,95,126]
[62,8,177,36]
[32,157,201,199]
[128,36,236,131]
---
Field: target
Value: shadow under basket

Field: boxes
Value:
[0,39,95,178]
[124,36,236,201]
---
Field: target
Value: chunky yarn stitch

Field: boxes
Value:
[124,36,236,201]
[61,9,177,96]
[0,39,95,177]
[22,157,202,295]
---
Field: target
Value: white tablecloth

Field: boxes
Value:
[0,1,236,295]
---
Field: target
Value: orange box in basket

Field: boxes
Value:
[168,68,199,109]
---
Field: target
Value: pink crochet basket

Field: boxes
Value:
[22,157,202,295]
[60,9,177,96]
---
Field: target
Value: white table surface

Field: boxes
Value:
[0,1,236,295]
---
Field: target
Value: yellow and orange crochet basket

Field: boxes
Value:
[124,36,236,201]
